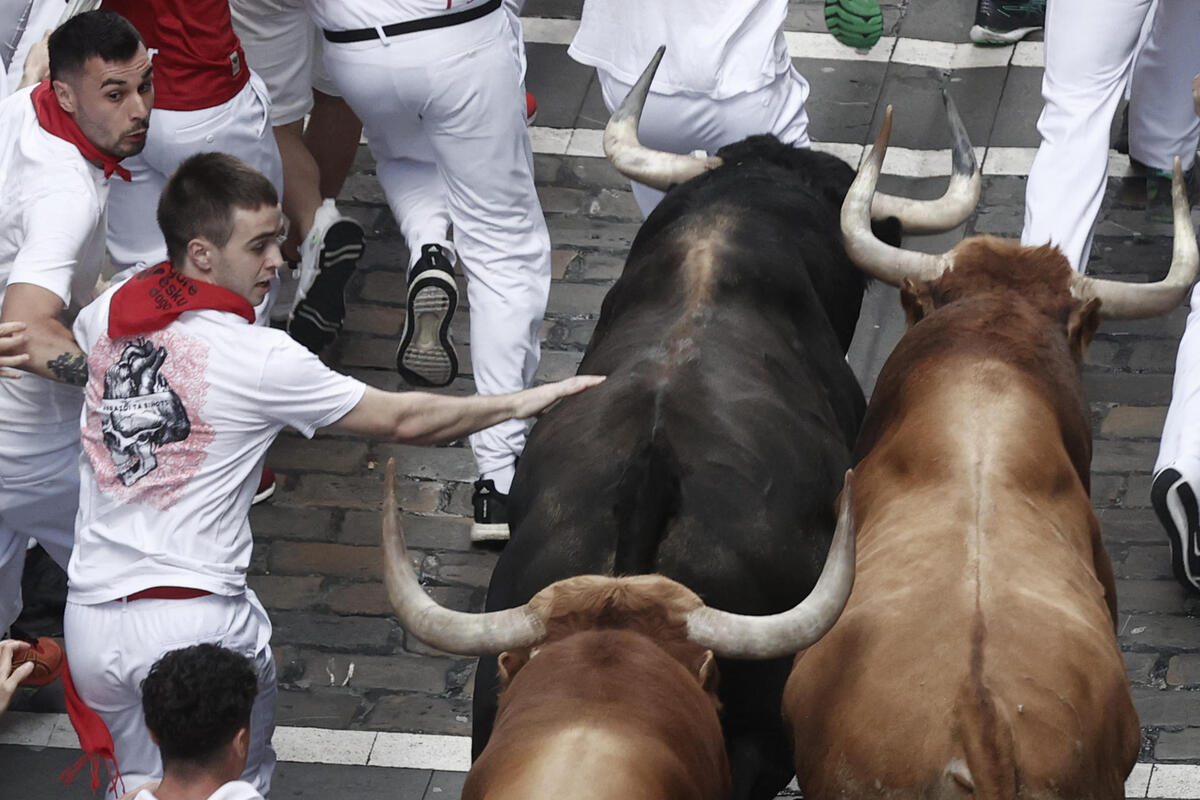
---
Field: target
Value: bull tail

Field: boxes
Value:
[946,618,1018,800]
[612,436,681,575]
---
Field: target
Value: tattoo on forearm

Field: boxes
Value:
[47,353,88,386]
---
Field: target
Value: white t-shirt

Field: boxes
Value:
[1,0,61,99]
[69,288,366,604]
[307,0,499,33]
[569,0,792,99]
[0,84,109,433]
[134,780,265,800]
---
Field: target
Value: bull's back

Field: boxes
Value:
[785,358,1138,798]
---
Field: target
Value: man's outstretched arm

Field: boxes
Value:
[0,283,87,385]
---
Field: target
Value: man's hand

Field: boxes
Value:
[509,374,606,418]
[0,640,34,715]
[0,322,30,378]
[17,30,51,90]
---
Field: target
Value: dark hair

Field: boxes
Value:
[158,153,279,266]
[49,10,143,83]
[141,644,258,765]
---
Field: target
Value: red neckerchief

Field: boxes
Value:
[31,80,132,181]
[60,659,125,796]
[108,262,256,338]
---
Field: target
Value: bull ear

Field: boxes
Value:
[697,650,719,694]
[497,650,528,687]
[900,279,936,327]
[1067,297,1102,361]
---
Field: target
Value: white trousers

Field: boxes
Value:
[0,422,78,634]
[63,591,277,800]
[322,11,550,484]
[106,74,284,273]
[1157,283,1200,481]
[596,66,813,216]
[1023,0,1200,272]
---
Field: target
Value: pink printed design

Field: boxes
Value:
[83,328,215,510]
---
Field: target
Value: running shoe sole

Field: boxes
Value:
[968,23,1042,44]
[1151,467,1200,593]
[470,521,511,543]
[396,270,459,388]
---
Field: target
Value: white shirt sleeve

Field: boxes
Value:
[206,781,266,800]
[255,337,366,437]
[10,185,101,307]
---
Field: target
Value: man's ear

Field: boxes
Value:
[187,237,215,274]
[232,725,250,761]
[51,79,76,113]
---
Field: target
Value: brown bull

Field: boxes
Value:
[783,108,1198,798]
[375,459,855,800]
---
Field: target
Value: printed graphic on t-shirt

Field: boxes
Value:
[84,329,216,509]
[100,339,190,486]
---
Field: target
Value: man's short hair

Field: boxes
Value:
[49,10,144,84]
[158,153,279,267]
[141,644,258,766]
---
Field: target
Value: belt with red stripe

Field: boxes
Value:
[123,586,214,602]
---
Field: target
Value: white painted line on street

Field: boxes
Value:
[1,711,1196,794]
[521,17,1044,70]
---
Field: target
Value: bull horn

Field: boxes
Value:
[841,106,955,285]
[381,459,546,655]
[1069,157,1200,319]
[685,470,857,659]
[869,91,982,234]
[603,45,723,191]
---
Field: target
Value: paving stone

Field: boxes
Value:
[425,770,467,800]
[1168,655,1200,688]
[1124,613,1200,651]
[272,612,396,653]
[363,694,473,736]
[1116,545,1176,581]
[1132,686,1200,728]
[267,437,370,475]
[1091,474,1126,508]
[381,444,477,484]
[586,188,641,220]
[1129,341,1181,373]
[570,250,625,281]
[1155,728,1200,761]
[550,217,641,251]
[336,333,402,371]
[285,474,443,513]
[343,303,403,337]
[1101,406,1169,439]
[249,575,323,611]
[360,270,410,301]
[340,173,388,205]
[1125,474,1154,509]
[532,154,563,185]
[250,505,337,541]
[417,550,500,589]
[563,156,628,191]
[274,688,364,729]
[535,349,585,382]
[341,510,472,551]
[551,249,579,280]
[1125,651,1159,684]
[537,186,588,214]
[274,761,432,798]
[292,650,451,695]
[1083,339,1121,368]
[444,481,475,519]
[272,543,383,580]
[1118,580,1195,615]
[546,281,610,318]
[326,582,393,617]
[1091,439,1161,474]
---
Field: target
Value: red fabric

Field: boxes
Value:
[60,660,125,797]
[126,586,214,601]
[108,262,256,338]
[103,0,249,110]
[31,81,131,181]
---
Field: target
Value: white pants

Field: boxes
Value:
[596,66,812,216]
[63,591,277,799]
[0,422,78,634]
[1157,283,1200,481]
[1023,0,1200,272]
[322,11,550,484]
[106,74,285,273]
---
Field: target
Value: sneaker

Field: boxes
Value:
[396,244,459,388]
[1151,468,1200,593]
[525,92,538,126]
[253,467,276,505]
[969,0,1044,45]
[471,479,510,543]
[288,199,366,353]
[824,0,883,50]
[7,629,63,687]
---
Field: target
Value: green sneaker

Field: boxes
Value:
[825,0,883,50]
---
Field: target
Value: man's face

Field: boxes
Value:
[54,45,153,159]
[209,205,285,306]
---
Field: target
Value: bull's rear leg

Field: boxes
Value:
[726,731,794,800]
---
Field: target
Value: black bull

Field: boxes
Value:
[471,136,901,800]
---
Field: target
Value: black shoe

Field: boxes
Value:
[471,479,510,543]
[396,244,459,387]
[288,207,365,354]
[1151,468,1200,594]
[969,0,1044,44]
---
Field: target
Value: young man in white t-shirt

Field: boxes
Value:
[65,151,601,799]
[118,644,266,800]
[0,9,151,685]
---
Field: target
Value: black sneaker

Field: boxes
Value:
[1151,468,1200,594]
[396,244,459,387]
[969,0,1045,44]
[471,479,510,543]
[288,202,366,354]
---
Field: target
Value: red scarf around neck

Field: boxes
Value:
[31,80,132,181]
[108,262,257,338]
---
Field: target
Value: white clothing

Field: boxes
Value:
[1,0,60,99]
[135,780,265,800]
[1022,0,1200,272]
[1157,284,1200,481]
[65,592,276,800]
[308,0,505,33]
[229,0,339,127]
[318,6,549,481]
[105,74,283,273]
[569,0,792,99]
[69,288,365,604]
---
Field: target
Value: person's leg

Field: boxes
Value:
[306,88,362,201]
[1021,0,1155,272]
[1128,0,1200,173]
